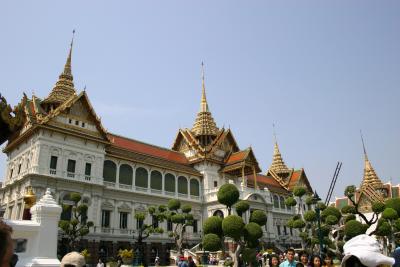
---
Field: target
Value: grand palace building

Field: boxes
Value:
[0,41,314,264]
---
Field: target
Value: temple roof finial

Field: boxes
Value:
[360,130,368,161]
[200,61,209,112]
[191,62,218,137]
[42,30,77,105]
[269,124,289,174]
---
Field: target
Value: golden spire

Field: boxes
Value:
[192,62,218,137]
[43,30,76,105]
[269,124,290,174]
[360,131,384,190]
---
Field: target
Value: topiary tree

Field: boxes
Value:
[217,184,240,215]
[133,205,166,265]
[167,199,194,254]
[59,192,94,252]
[203,185,267,267]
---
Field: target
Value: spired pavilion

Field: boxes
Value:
[0,38,314,264]
[335,139,400,212]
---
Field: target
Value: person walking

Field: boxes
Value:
[188,256,196,267]
[269,254,280,267]
[298,251,309,266]
[310,255,322,267]
[96,259,104,267]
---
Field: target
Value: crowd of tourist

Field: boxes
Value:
[1,218,400,267]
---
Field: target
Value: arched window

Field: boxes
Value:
[135,167,148,188]
[190,179,200,196]
[273,195,279,208]
[280,196,286,209]
[150,170,162,190]
[213,210,224,218]
[164,173,175,192]
[178,176,188,195]
[103,160,117,182]
[119,164,133,185]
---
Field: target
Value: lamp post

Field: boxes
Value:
[313,191,323,256]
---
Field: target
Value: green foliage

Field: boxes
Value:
[341,205,357,214]
[320,224,331,236]
[242,248,257,263]
[285,196,297,207]
[222,215,244,240]
[382,208,399,220]
[344,214,356,223]
[316,202,327,210]
[168,199,181,211]
[235,200,250,216]
[217,184,240,209]
[181,204,192,213]
[293,186,307,197]
[292,219,306,229]
[249,210,267,226]
[58,192,93,252]
[299,231,308,240]
[203,216,223,237]
[303,210,317,222]
[135,212,145,221]
[321,206,341,221]
[325,215,339,225]
[171,214,185,224]
[385,198,400,216]
[287,219,294,228]
[372,202,385,213]
[394,218,400,231]
[148,206,156,214]
[344,185,356,199]
[158,205,167,212]
[305,195,315,205]
[202,233,221,251]
[376,221,392,236]
[244,222,263,241]
[70,192,81,203]
[344,220,367,239]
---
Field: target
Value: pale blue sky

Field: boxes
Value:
[1,1,399,198]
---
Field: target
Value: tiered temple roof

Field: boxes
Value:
[42,35,76,106]
[269,141,290,174]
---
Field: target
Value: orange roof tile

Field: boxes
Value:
[247,174,288,193]
[226,150,248,164]
[288,170,302,188]
[108,133,189,164]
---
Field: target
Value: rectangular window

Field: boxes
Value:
[82,122,85,127]
[277,225,281,235]
[284,226,287,235]
[193,220,198,233]
[67,159,76,173]
[137,218,143,229]
[167,219,173,231]
[69,119,72,124]
[17,164,21,174]
[85,163,92,176]
[152,215,159,228]
[50,156,58,170]
[290,227,293,236]
[75,120,79,126]
[214,181,218,188]
[9,169,13,179]
[16,204,22,220]
[120,212,128,229]
[101,210,110,228]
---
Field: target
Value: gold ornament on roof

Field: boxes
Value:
[359,133,384,191]
[23,186,36,208]
[42,30,77,105]
[269,141,290,174]
[191,62,218,136]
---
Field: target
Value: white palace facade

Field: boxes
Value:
[0,41,313,265]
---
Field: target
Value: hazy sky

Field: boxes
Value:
[1,1,399,199]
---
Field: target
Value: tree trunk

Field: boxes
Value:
[233,243,241,267]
